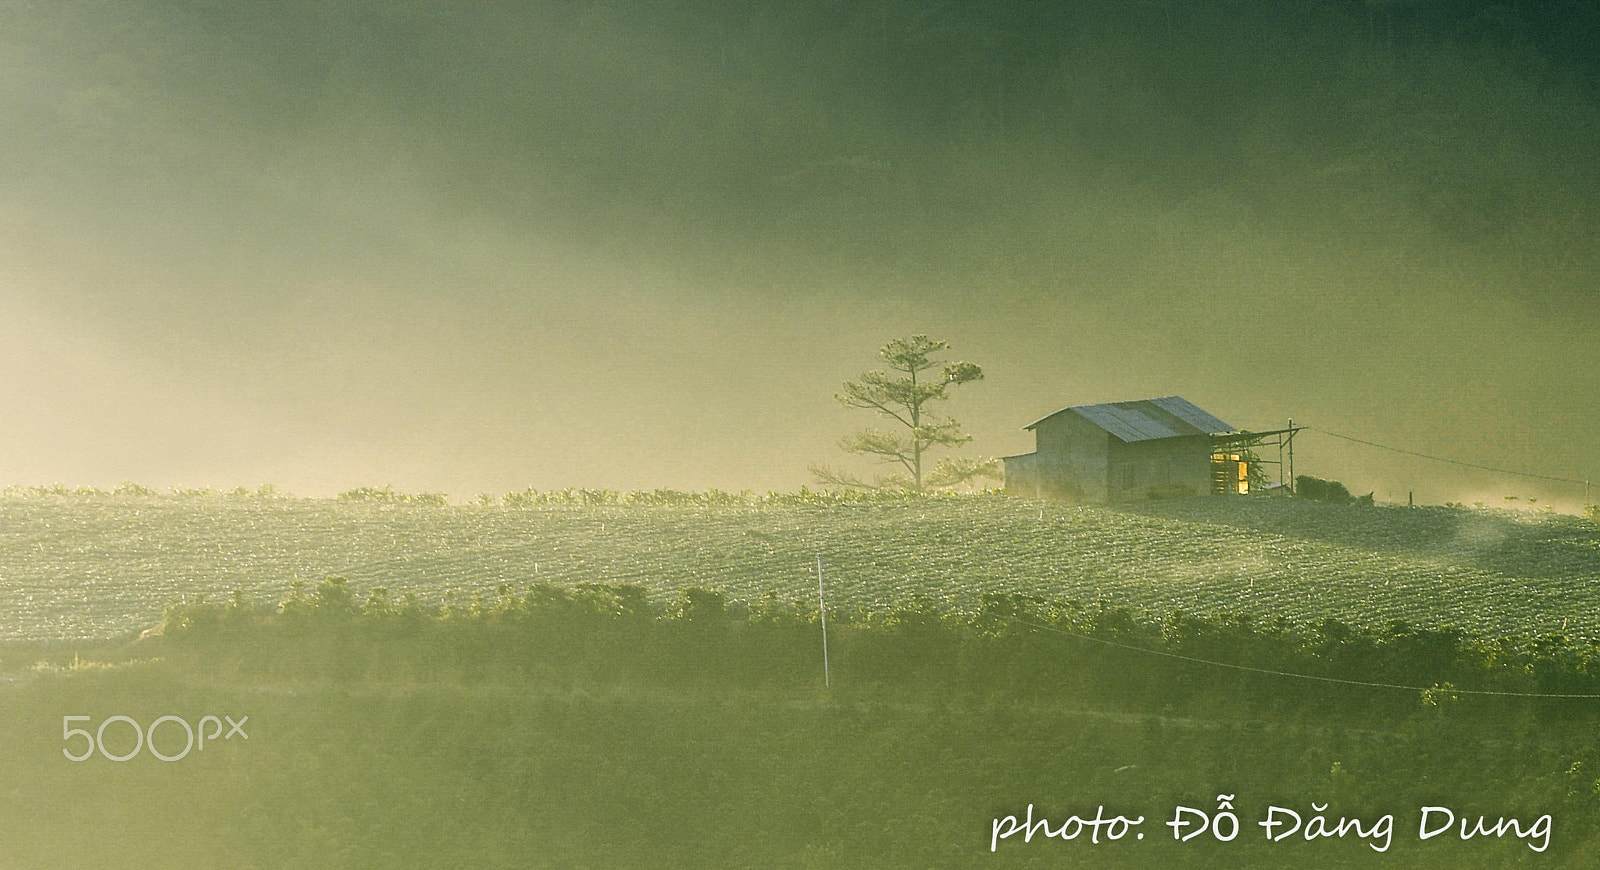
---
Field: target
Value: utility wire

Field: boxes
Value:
[1002,616,1600,699]
[1305,426,1589,486]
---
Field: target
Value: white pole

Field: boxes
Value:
[817,554,831,688]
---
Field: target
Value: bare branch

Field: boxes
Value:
[839,429,917,476]
[808,463,876,490]
[808,464,914,492]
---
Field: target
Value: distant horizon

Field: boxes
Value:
[2,477,1591,517]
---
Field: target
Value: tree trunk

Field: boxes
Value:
[910,367,922,491]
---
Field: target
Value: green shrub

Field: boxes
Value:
[1296,475,1353,503]
[337,485,449,505]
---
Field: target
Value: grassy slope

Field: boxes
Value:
[4,494,1599,869]
[1,494,1597,641]
[3,658,1595,869]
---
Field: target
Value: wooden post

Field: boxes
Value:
[1287,418,1295,493]
[816,555,831,688]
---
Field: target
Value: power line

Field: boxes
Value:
[1002,616,1600,699]
[1305,426,1590,487]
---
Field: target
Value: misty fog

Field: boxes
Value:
[2,1,1596,506]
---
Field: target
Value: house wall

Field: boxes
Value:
[1022,412,1112,501]
[1005,413,1214,503]
[1106,434,1213,502]
[1001,453,1041,497]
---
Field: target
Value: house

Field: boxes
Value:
[1002,396,1251,502]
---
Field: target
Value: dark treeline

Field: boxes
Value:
[158,578,1600,724]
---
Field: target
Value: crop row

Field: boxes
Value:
[0,495,1596,641]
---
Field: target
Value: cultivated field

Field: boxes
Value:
[1,491,1597,641]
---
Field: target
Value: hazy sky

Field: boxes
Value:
[3,1,1597,505]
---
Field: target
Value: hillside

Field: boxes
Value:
[1,493,1597,641]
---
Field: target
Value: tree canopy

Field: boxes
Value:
[812,335,996,492]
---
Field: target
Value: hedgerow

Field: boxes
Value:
[156,579,1600,722]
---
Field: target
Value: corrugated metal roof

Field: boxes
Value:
[1024,396,1233,443]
